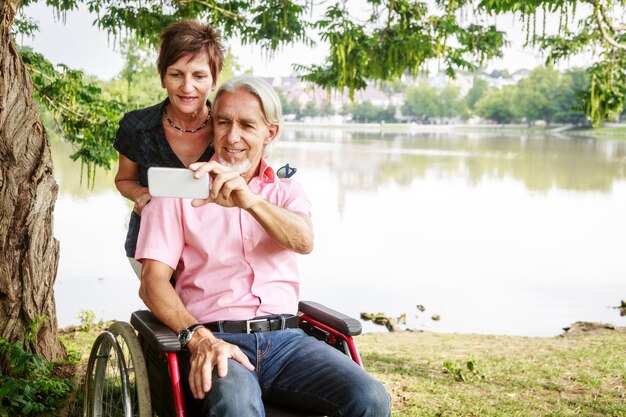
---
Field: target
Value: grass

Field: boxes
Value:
[567,125,626,140]
[357,329,626,417]
[58,325,626,417]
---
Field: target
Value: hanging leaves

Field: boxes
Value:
[20,47,126,186]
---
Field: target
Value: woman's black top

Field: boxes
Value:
[114,99,214,257]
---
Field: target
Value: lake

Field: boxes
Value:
[51,127,626,337]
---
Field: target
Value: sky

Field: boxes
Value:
[19,2,573,82]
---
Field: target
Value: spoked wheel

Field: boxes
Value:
[83,322,152,417]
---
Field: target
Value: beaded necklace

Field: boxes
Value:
[164,107,211,133]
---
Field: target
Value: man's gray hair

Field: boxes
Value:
[213,75,283,157]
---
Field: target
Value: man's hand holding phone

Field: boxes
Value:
[188,161,261,210]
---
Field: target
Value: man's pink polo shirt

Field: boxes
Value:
[135,159,311,323]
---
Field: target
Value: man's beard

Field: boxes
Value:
[218,157,252,175]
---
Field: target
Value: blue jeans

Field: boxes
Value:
[178,328,391,417]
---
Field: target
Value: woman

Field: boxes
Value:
[114,19,224,274]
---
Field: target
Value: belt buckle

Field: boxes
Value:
[246,318,268,334]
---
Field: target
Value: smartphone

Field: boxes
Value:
[147,167,209,199]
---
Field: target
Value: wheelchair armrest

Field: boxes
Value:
[130,310,181,352]
[298,301,362,336]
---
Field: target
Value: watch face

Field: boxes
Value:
[179,329,192,345]
[179,324,202,346]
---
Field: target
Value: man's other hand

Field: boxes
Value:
[187,329,255,399]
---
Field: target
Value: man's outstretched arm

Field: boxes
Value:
[190,161,314,254]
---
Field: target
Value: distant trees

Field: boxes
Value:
[350,101,395,123]
[516,67,562,126]
[475,86,518,124]
[553,70,589,125]
[474,67,589,126]
[269,66,590,125]
[402,85,440,122]
[401,84,467,123]
[466,76,489,111]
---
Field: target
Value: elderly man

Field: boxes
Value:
[135,75,390,416]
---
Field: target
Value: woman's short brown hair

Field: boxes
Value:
[157,19,225,87]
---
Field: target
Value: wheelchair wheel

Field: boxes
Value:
[83,322,152,417]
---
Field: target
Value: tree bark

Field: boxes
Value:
[0,0,66,363]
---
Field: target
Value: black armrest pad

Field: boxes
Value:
[298,301,362,336]
[130,310,181,352]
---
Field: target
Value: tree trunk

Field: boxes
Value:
[0,0,66,363]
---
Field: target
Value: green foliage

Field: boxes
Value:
[477,0,626,126]
[351,101,395,123]
[11,14,39,37]
[473,66,590,125]
[241,0,310,50]
[466,76,490,110]
[75,310,96,332]
[298,4,370,98]
[19,46,127,184]
[83,0,312,52]
[300,100,320,118]
[515,66,562,125]
[381,79,407,96]
[442,359,482,382]
[582,57,626,127]
[274,87,300,117]
[217,47,242,85]
[0,324,73,416]
[440,84,469,119]
[319,101,335,117]
[475,86,519,123]
[401,83,467,122]
[402,84,441,121]
[553,68,589,124]
[300,1,505,98]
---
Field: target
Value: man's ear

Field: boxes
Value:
[265,124,280,145]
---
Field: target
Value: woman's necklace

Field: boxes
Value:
[164,107,211,133]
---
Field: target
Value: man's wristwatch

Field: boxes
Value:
[178,324,204,347]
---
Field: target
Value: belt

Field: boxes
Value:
[205,315,300,334]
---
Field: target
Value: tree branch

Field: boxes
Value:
[178,0,246,21]
[594,8,626,51]
[588,0,626,51]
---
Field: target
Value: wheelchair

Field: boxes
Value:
[82,301,363,417]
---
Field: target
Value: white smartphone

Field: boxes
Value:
[147,167,209,199]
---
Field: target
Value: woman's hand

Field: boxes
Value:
[115,155,152,213]
[133,189,152,214]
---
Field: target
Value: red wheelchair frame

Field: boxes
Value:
[84,301,363,417]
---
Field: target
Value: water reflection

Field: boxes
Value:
[52,131,626,336]
[51,138,119,197]
[280,129,626,193]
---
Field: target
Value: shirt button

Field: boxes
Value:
[244,235,250,240]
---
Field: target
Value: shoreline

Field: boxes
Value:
[284,121,626,140]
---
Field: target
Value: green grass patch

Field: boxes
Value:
[358,330,626,417]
